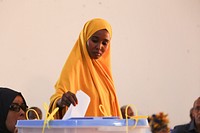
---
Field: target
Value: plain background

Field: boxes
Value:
[0,0,200,128]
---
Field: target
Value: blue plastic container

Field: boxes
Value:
[16,117,151,133]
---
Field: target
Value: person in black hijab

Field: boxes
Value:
[0,87,28,133]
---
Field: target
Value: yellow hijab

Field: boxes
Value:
[49,18,122,119]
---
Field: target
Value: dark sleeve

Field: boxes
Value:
[171,125,188,133]
[171,127,182,133]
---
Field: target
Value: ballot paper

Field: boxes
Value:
[62,90,90,120]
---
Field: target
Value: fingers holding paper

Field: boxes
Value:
[57,91,78,108]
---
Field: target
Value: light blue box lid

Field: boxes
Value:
[16,117,149,128]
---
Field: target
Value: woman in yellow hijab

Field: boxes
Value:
[49,18,122,119]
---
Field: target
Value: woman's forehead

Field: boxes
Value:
[12,95,23,103]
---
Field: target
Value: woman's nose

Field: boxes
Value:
[96,43,103,50]
[19,108,26,119]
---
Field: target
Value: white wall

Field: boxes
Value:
[0,0,200,128]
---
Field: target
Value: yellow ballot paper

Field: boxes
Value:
[62,90,90,120]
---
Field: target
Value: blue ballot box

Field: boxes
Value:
[16,117,151,133]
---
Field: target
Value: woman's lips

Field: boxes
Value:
[93,52,102,56]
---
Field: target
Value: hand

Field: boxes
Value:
[57,91,78,108]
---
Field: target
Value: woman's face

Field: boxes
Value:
[5,95,26,133]
[86,29,111,59]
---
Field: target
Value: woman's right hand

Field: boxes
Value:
[57,91,78,108]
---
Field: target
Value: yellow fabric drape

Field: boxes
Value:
[49,18,122,119]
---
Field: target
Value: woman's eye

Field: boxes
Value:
[91,36,99,43]
[92,39,98,43]
[102,41,108,45]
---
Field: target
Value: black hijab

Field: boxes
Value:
[0,87,27,133]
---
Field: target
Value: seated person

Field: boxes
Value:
[172,97,200,133]
[0,87,28,133]
[27,106,42,120]
[148,112,170,133]
[120,105,134,119]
